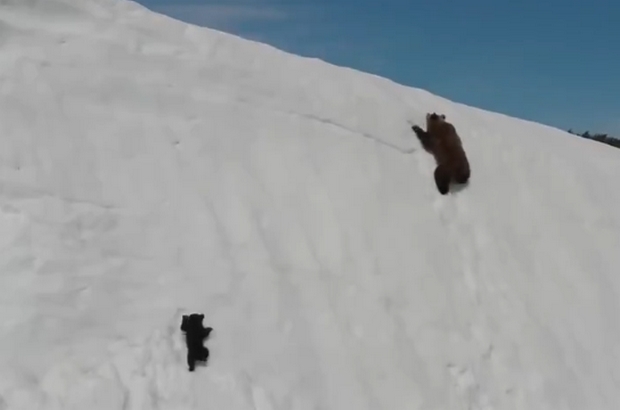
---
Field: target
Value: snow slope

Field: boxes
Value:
[1,0,620,409]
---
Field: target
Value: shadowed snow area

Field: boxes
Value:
[1,0,620,409]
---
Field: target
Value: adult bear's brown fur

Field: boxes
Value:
[412,113,470,194]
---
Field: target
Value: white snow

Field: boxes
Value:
[0,0,619,409]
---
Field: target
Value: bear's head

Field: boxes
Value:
[426,112,446,122]
[426,112,446,133]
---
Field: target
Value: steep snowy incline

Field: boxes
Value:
[1,0,620,409]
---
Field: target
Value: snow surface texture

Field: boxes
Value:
[1,0,620,409]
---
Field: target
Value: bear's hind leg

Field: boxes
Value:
[454,165,470,185]
[188,351,196,371]
[200,347,209,362]
[434,165,450,195]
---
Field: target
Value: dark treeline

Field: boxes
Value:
[568,129,620,150]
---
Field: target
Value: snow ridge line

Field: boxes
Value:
[184,92,418,154]
[284,111,417,154]
[0,181,119,211]
[228,95,417,154]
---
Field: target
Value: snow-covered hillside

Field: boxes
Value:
[1,0,619,409]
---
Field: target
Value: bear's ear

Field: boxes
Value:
[199,314,204,320]
[440,114,446,119]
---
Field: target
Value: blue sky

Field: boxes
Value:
[139,0,619,134]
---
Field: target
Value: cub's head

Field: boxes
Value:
[181,313,205,331]
[188,313,204,325]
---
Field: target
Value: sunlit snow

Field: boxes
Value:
[0,1,619,409]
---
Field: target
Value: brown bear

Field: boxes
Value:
[412,113,470,194]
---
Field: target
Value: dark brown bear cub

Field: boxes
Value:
[180,313,213,371]
[412,113,471,194]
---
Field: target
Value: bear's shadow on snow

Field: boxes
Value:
[449,180,469,194]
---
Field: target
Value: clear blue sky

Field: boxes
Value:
[138,0,620,134]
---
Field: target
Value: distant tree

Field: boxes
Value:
[568,129,620,150]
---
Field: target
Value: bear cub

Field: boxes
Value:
[180,313,213,371]
[412,113,471,194]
